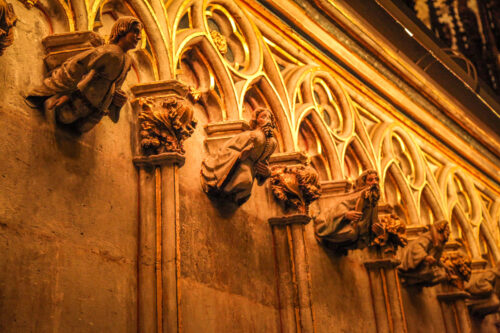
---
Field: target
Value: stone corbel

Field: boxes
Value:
[40,31,105,71]
[130,80,199,333]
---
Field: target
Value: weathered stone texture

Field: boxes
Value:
[0,4,138,332]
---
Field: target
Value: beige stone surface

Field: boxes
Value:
[0,5,138,332]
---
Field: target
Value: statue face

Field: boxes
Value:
[120,25,142,51]
[256,110,272,128]
[365,173,379,187]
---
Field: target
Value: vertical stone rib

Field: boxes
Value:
[138,167,157,333]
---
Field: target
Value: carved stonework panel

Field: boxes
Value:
[398,221,451,287]
[25,17,142,133]
[137,88,199,156]
[270,164,321,215]
[201,107,278,205]
[0,0,17,56]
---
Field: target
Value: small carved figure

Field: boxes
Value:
[138,85,199,155]
[466,262,500,316]
[398,220,450,287]
[0,0,17,56]
[314,170,380,252]
[26,17,142,132]
[270,164,321,214]
[441,251,471,289]
[201,107,278,205]
[210,30,227,55]
[371,214,407,254]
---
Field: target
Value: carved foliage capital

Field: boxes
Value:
[270,164,321,214]
[442,251,472,289]
[136,82,199,156]
[371,214,407,254]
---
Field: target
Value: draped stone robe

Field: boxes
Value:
[201,128,277,205]
[26,43,132,132]
[315,190,378,250]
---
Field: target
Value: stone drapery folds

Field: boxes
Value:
[201,107,278,205]
[398,220,451,287]
[314,170,381,253]
[25,17,142,133]
[0,0,16,56]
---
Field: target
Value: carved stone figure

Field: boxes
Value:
[201,107,278,205]
[210,30,227,55]
[26,17,142,132]
[398,220,450,287]
[465,263,500,316]
[0,0,17,56]
[137,84,199,155]
[441,251,472,289]
[270,164,321,214]
[314,170,380,252]
[371,214,407,254]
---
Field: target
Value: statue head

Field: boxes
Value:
[250,107,275,137]
[355,169,379,189]
[109,16,142,51]
[431,220,450,247]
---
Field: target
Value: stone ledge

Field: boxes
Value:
[269,152,308,166]
[133,152,185,167]
[364,258,401,270]
[268,214,311,226]
[437,291,470,302]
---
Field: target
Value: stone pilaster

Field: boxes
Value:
[268,152,318,333]
[364,258,408,333]
[131,80,198,333]
[437,290,472,333]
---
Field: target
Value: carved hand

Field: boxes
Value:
[47,94,70,110]
[345,210,363,222]
[239,143,254,161]
[254,161,270,178]
[112,89,128,107]
[424,255,437,265]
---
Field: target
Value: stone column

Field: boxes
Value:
[134,154,184,333]
[364,258,408,333]
[131,80,199,333]
[437,290,472,333]
[268,152,319,333]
